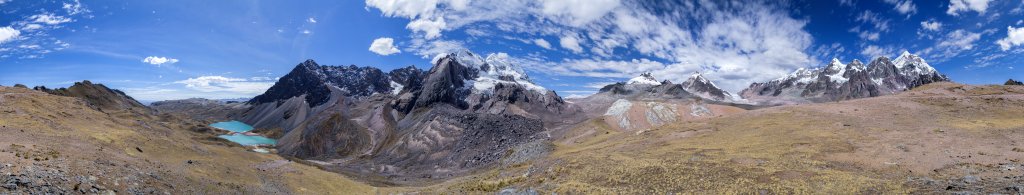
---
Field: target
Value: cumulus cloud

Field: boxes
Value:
[559,34,583,53]
[920,20,942,31]
[0,27,20,44]
[997,26,1024,51]
[142,56,180,66]
[307,17,317,23]
[533,38,552,49]
[947,0,992,16]
[368,0,816,93]
[369,37,401,55]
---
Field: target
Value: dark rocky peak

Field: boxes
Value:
[681,72,733,101]
[249,60,332,106]
[411,53,479,110]
[249,59,418,107]
[1007,79,1023,85]
[39,80,146,112]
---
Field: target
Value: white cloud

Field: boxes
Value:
[850,10,890,41]
[369,37,401,55]
[302,30,311,34]
[947,0,993,16]
[883,0,917,15]
[997,26,1024,51]
[307,17,317,23]
[142,56,180,66]
[29,14,73,25]
[407,17,446,39]
[21,24,43,31]
[858,31,880,41]
[540,0,621,27]
[855,10,891,32]
[368,1,816,93]
[559,34,583,53]
[922,29,982,62]
[250,77,274,81]
[921,20,942,31]
[174,76,274,95]
[0,26,20,44]
[62,0,88,15]
[407,38,466,60]
[937,29,981,50]
[126,76,275,100]
[533,38,552,49]
[860,45,893,59]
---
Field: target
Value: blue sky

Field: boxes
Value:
[1,0,1023,101]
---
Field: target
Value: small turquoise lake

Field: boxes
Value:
[210,121,276,146]
[209,120,254,132]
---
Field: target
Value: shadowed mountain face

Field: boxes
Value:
[1006,79,1023,85]
[248,60,426,107]
[740,51,949,104]
[238,50,583,184]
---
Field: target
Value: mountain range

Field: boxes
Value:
[8,49,1024,193]
[740,51,948,104]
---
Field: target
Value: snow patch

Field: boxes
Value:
[389,81,404,95]
[626,72,661,85]
[450,50,548,95]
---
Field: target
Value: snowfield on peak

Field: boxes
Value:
[626,73,661,85]
[449,50,548,95]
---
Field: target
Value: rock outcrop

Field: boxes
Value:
[34,80,147,112]
[1006,79,1023,85]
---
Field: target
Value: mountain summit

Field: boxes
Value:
[681,72,734,101]
[626,72,661,85]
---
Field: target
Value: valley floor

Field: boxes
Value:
[394,82,1024,193]
[3,82,1024,194]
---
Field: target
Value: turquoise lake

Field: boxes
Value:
[209,121,276,146]
[209,120,254,132]
[217,134,278,146]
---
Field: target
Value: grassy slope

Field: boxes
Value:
[421,82,1024,193]
[0,87,375,194]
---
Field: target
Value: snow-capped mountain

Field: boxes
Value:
[626,72,661,85]
[680,72,734,101]
[740,51,948,104]
[593,72,734,102]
